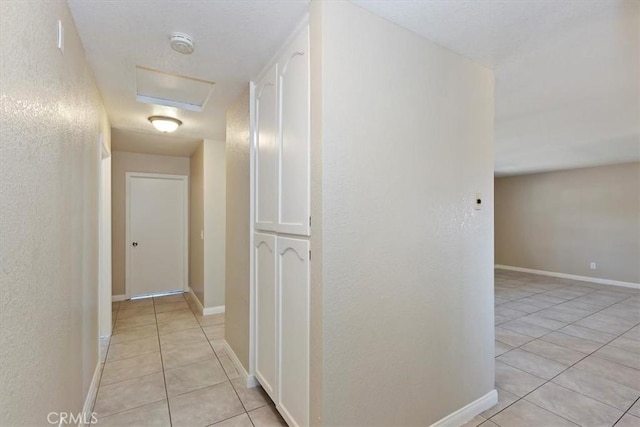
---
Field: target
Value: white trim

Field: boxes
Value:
[224,340,259,388]
[495,265,640,290]
[187,287,225,315]
[429,390,497,427]
[249,80,257,379]
[78,363,102,426]
[125,172,189,299]
[112,294,126,302]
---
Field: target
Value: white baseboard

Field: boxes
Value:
[430,389,497,427]
[79,363,102,426]
[495,265,640,290]
[223,340,258,388]
[112,294,126,302]
[187,287,225,315]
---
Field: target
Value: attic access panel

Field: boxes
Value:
[135,66,215,112]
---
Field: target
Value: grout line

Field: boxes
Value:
[153,296,174,427]
[490,273,640,424]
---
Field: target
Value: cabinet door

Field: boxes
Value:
[278,27,310,236]
[255,64,278,231]
[277,236,309,427]
[255,233,278,400]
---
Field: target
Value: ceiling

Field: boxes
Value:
[111,128,202,157]
[353,0,639,175]
[68,0,309,145]
[71,0,638,175]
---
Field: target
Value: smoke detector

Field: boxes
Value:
[169,32,194,55]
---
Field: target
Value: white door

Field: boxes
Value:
[255,233,278,400]
[127,173,188,297]
[277,236,309,427]
[255,64,279,232]
[278,26,310,236]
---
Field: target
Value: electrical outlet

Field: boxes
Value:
[590,262,597,270]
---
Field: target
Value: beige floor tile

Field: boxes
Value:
[94,372,166,417]
[525,382,622,427]
[101,352,163,386]
[497,349,567,380]
[248,405,288,427]
[482,387,518,418]
[460,415,486,427]
[540,332,602,354]
[520,340,586,366]
[495,361,546,397]
[156,309,195,324]
[210,339,228,357]
[169,382,245,427]
[106,336,160,362]
[203,324,225,340]
[114,313,157,330]
[155,301,190,313]
[609,337,640,355]
[157,317,201,334]
[159,327,207,350]
[551,367,640,411]
[117,305,156,319]
[500,320,552,338]
[623,325,640,341]
[573,356,640,390]
[219,355,240,380]
[520,314,568,331]
[154,294,186,305]
[495,341,513,357]
[93,400,170,426]
[198,313,225,326]
[616,413,640,427]
[575,315,636,335]
[110,324,158,345]
[593,345,640,370]
[119,298,154,310]
[161,340,215,370]
[495,327,535,347]
[557,324,617,344]
[491,399,578,427]
[231,378,270,411]
[165,358,228,397]
[211,413,254,427]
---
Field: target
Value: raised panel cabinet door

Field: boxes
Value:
[254,233,278,400]
[277,236,309,427]
[278,26,310,236]
[255,64,279,231]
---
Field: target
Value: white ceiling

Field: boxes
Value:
[354,0,639,175]
[111,128,202,157]
[69,0,309,145]
[71,0,638,175]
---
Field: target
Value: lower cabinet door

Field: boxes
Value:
[277,236,310,427]
[255,233,278,400]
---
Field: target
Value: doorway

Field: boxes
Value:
[125,172,189,298]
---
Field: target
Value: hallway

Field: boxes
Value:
[94,294,285,426]
[474,271,640,427]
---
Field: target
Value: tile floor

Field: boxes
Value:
[97,271,640,427]
[94,293,286,427]
[469,270,640,427]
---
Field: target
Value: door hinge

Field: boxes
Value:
[309,216,311,227]
[309,250,311,260]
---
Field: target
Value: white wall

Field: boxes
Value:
[203,139,227,308]
[0,1,110,423]
[310,2,495,425]
[190,143,205,304]
[99,136,113,338]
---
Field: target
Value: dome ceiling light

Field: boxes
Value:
[148,116,182,133]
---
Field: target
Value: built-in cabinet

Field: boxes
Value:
[253,25,310,427]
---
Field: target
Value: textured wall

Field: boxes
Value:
[311,2,495,425]
[225,88,251,370]
[110,151,190,296]
[190,143,205,305]
[496,162,640,283]
[0,1,110,424]
[203,139,227,308]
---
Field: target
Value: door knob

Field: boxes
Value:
[132,241,138,247]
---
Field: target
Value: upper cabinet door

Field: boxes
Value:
[278,27,310,236]
[255,64,279,232]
